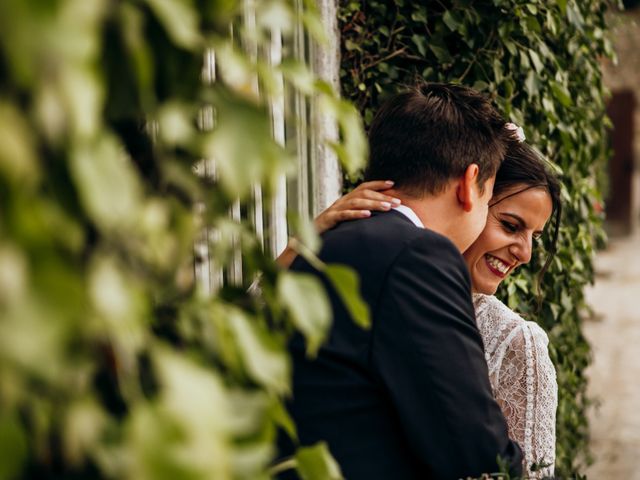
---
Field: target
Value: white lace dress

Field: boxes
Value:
[473,294,558,479]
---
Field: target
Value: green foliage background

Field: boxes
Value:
[339,0,613,476]
[0,0,365,478]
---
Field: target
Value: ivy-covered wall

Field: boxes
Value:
[339,0,612,476]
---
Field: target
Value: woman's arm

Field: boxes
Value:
[276,180,400,268]
[494,323,557,479]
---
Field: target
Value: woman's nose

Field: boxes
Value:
[510,235,533,264]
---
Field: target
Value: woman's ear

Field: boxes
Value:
[456,163,480,212]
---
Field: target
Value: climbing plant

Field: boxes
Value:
[0,0,365,478]
[339,0,614,476]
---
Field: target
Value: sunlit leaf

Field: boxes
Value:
[295,442,343,480]
[325,264,370,329]
[226,307,290,394]
[70,134,143,230]
[319,96,368,177]
[278,271,331,357]
[63,398,108,466]
[0,102,40,187]
[144,0,202,49]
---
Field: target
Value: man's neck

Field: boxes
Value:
[386,188,466,252]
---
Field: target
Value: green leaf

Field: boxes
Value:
[325,264,370,329]
[296,442,344,480]
[551,81,573,107]
[529,49,544,73]
[144,0,201,49]
[270,398,298,442]
[320,96,368,177]
[0,413,28,479]
[227,307,290,394]
[0,101,40,187]
[442,10,460,32]
[278,272,332,357]
[428,42,452,63]
[525,70,540,97]
[70,134,143,231]
[411,34,427,56]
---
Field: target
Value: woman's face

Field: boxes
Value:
[463,184,553,295]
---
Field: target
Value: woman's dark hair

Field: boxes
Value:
[491,139,562,294]
[365,82,510,196]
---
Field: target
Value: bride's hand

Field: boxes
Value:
[277,180,400,268]
[313,180,401,234]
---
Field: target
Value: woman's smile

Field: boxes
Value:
[484,253,512,276]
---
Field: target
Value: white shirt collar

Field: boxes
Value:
[392,205,424,228]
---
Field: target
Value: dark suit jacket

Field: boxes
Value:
[280,210,523,479]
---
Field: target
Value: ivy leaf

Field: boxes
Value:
[529,49,544,73]
[320,96,368,177]
[227,307,290,394]
[270,398,298,443]
[144,0,201,49]
[0,413,28,479]
[525,70,540,97]
[278,272,332,357]
[411,34,427,56]
[295,442,344,480]
[325,264,370,329]
[429,42,452,63]
[443,10,461,32]
[551,81,573,107]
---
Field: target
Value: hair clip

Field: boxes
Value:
[505,122,526,142]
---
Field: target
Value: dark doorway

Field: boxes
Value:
[606,90,636,236]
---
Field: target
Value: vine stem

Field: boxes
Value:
[268,458,297,476]
[362,47,407,71]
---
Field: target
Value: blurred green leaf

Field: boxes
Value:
[325,264,370,329]
[227,307,290,394]
[295,442,343,480]
[0,102,40,187]
[70,134,143,230]
[144,0,201,49]
[278,272,332,357]
[0,413,28,479]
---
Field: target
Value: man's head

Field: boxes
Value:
[364,82,509,250]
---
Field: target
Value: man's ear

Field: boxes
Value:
[456,163,480,212]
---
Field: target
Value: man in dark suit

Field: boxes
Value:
[280,83,523,479]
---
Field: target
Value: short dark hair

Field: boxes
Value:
[492,139,562,292]
[364,82,509,195]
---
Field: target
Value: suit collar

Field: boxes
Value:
[392,205,424,228]
[372,208,422,228]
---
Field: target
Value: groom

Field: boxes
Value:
[281,83,523,479]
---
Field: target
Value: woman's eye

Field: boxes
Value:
[501,221,518,233]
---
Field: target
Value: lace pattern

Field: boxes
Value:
[473,294,557,479]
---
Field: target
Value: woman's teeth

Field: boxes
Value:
[486,255,509,274]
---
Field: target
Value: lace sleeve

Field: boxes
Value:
[493,322,557,479]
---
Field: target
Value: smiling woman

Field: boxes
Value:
[463,185,554,295]
[466,139,562,478]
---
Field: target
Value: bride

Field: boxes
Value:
[278,136,561,478]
